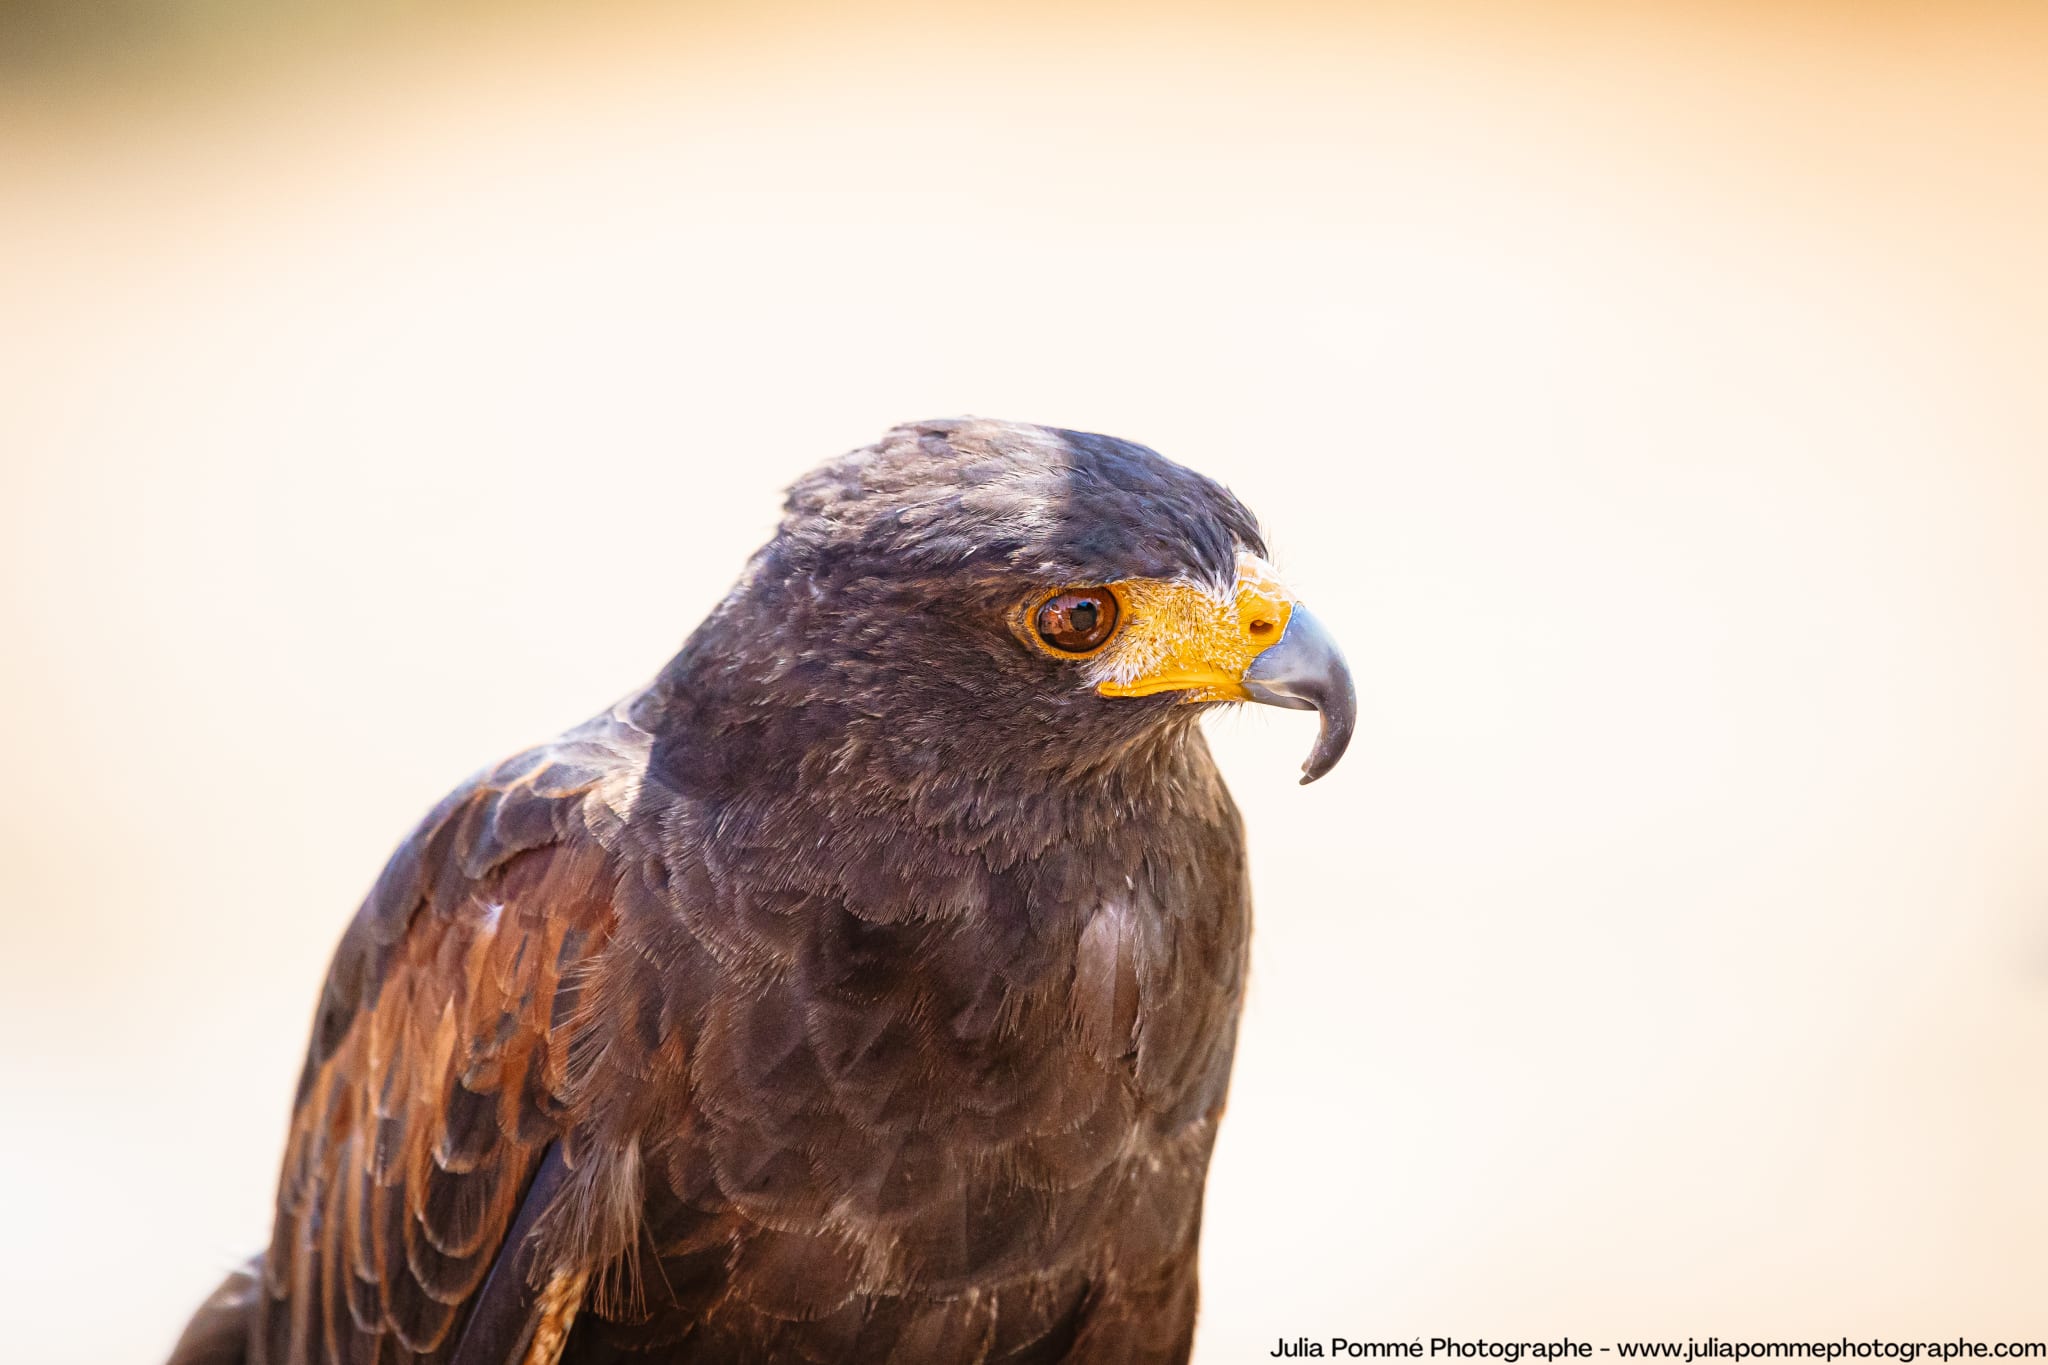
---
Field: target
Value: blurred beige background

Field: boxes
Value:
[4,2,2047,1361]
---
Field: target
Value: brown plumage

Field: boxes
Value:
[170,417,1354,1365]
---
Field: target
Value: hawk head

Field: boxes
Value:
[657,417,1354,800]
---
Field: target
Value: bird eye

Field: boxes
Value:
[1034,588,1119,654]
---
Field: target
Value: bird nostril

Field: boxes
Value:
[1248,618,1276,638]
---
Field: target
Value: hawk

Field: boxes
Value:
[169,417,1355,1365]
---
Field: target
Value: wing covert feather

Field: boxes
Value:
[255,718,647,1365]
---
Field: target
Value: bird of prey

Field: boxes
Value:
[168,417,1355,1365]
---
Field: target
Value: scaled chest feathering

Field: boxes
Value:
[169,417,1355,1365]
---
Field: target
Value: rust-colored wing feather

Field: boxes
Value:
[253,715,646,1365]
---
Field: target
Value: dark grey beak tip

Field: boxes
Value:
[1298,706,1354,784]
[1294,671,1355,784]
[1240,604,1356,785]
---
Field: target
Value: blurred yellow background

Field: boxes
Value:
[4,2,2046,1361]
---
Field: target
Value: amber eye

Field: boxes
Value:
[1034,589,1119,654]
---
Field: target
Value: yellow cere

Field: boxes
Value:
[1092,551,1296,702]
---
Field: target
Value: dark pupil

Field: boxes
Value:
[1068,602,1097,633]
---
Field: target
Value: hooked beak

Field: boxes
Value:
[1241,603,1356,784]
[1091,552,1357,784]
